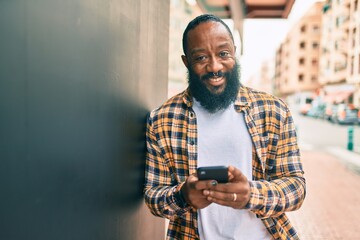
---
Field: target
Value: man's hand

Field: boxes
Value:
[203,165,251,209]
[181,174,217,209]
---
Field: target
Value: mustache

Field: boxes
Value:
[201,71,225,80]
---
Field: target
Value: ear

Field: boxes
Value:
[181,55,189,68]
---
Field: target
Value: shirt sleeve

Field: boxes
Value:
[245,107,306,219]
[143,113,192,219]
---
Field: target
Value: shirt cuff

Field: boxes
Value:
[245,181,265,212]
[170,183,192,215]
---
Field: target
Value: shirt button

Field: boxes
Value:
[189,112,194,118]
[190,140,195,145]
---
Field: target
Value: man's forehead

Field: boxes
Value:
[186,22,233,49]
[189,21,230,36]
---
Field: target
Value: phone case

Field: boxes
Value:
[197,166,228,183]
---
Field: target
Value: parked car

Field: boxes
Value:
[307,104,326,118]
[324,104,338,121]
[330,104,358,125]
[299,97,313,115]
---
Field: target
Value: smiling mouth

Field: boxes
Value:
[207,77,225,86]
[209,77,223,82]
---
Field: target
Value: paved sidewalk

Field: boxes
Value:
[287,150,360,239]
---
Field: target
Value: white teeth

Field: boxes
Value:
[209,77,222,82]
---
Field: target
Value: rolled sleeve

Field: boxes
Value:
[246,107,306,218]
[143,114,192,219]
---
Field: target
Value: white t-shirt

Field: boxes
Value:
[192,99,271,240]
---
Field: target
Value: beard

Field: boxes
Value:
[188,62,241,113]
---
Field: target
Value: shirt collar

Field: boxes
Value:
[234,85,251,109]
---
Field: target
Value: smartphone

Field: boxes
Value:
[197,166,228,183]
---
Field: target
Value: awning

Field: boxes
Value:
[324,91,353,104]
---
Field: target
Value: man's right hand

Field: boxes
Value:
[181,174,216,209]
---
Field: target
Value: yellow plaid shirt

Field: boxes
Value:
[144,86,306,240]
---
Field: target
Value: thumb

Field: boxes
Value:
[228,165,248,182]
[186,173,199,189]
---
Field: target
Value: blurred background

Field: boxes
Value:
[1,0,359,239]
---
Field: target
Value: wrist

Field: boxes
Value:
[174,185,190,208]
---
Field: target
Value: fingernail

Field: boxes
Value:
[211,180,218,186]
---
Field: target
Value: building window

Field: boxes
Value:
[336,17,340,28]
[312,58,318,66]
[312,42,319,49]
[298,74,304,82]
[300,42,306,49]
[351,56,355,75]
[355,0,358,11]
[300,25,306,33]
[352,28,356,47]
[311,75,317,82]
[313,25,320,33]
[299,58,305,65]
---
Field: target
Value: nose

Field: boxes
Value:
[206,56,223,74]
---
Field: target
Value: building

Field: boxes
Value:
[246,58,275,94]
[168,0,203,98]
[274,2,324,97]
[320,0,360,107]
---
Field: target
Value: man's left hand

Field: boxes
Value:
[203,165,251,209]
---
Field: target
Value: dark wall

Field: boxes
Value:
[0,1,168,239]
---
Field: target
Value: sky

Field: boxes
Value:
[241,0,324,82]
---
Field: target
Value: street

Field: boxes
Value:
[287,150,360,239]
[290,108,360,152]
[285,106,360,239]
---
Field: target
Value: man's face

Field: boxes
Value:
[182,21,236,94]
[182,21,239,112]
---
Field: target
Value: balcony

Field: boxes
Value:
[196,0,296,18]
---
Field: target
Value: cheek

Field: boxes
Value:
[191,65,206,77]
[224,59,236,71]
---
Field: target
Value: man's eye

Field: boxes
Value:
[195,56,206,61]
[219,52,229,57]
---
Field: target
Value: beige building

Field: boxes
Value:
[168,0,204,98]
[320,0,360,107]
[274,2,324,97]
[247,59,275,94]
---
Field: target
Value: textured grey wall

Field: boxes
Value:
[0,1,168,239]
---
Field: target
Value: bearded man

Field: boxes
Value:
[144,14,306,240]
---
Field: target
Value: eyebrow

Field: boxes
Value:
[190,42,232,56]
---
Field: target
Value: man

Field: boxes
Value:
[144,14,305,240]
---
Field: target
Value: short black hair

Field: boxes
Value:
[182,14,234,55]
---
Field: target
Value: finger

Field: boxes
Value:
[206,195,235,207]
[187,174,199,190]
[206,190,235,202]
[187,174,199,182]
[194,179,218,191]
[228,171,235,181]
[228,165,247,182]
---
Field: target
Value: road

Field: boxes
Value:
[290,108,360,152]
[286,107,360,239]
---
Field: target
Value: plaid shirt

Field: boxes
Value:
[144,86,306,240]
